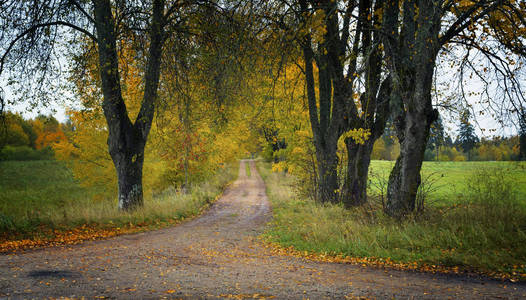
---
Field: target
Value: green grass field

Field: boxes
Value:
[369,160,526,205]
[258,160,526,279]
[0,160,237,239]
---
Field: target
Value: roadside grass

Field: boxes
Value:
[245,160,251,177]
[0,160,237,242]
[258,160,526,280]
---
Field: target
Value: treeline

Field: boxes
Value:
[371,114,522,162]
[372,134,521,162]
[0,112,68,161]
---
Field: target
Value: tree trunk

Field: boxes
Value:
[343,138,374,207]
[105,114,148,210]
[114,149,145,210]
[385,103,437,218]
[520,109,526,161]
[315,146,339,203]
[341,76,391,207]
[300,6,342,204]
[380,0,442,218]
[520,133,526,161]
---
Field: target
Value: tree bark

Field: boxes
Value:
[315,147,339,203]
[341,76,391,207]
[343,139,374,206]
[299,0,342,204]
[381,0,501,218]
[115,146,145,210]
[520,132,526,161]
[385,107,437,217]
[383,67,438,216]
[298,0,387,204]
[519,109,526,161]
[381,0,442,218]
[337,0,390,207]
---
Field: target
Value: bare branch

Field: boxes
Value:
[0,21,97,75]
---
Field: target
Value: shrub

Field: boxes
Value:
[0,145,54,161]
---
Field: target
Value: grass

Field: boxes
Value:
[369,160,526,205]
[0,160,237,240]
[257,160,526,279]
[245,160,251,177]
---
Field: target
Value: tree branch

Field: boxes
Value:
[0,21,97,75]
[439,0,499,45]
[68,0,96,24]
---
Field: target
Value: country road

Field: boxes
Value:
[0,160,525,299]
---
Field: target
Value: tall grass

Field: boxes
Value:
[258,161,526,276]
[0,160,237,238]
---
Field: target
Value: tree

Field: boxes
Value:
[272,0,390,205]
[457,110,479,160]
[446,1,526,162]
[34,115,66,150]
[339,1,391,207]
[380,0,506,218]
[0,112,30,148]
[51,4,265,198]
[426,116,445,161]
[519,108,526,161]
[0,1,216,210]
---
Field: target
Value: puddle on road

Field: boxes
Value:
[27,269,81,279]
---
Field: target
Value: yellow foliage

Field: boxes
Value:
[272,161,287,173]
[339,128,371,147]
[291,147,305,155]
[453,155,466,162]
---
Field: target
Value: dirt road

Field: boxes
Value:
[0,160,524,299]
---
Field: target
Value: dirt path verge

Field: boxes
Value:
[0,160,524,299]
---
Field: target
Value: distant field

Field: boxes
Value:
[369,160,526,205]
[0,160,236,239]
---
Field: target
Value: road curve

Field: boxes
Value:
[0,160,525,299]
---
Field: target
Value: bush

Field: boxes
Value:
[0,145,54,161]
[424,148,436,161]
